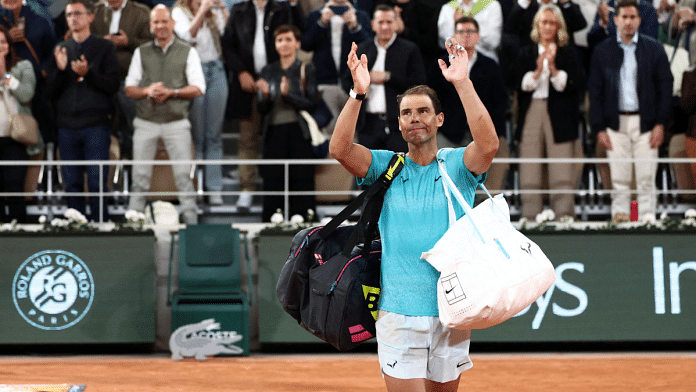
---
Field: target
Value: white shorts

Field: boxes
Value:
[375,310,472,383]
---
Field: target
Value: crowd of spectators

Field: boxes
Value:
[0,0,695,224]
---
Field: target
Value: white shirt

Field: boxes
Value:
[253,0,268,74]
[109,0,128,35]
[125,38,207,95]
[438,0,503,62]
[330,14,346,72]
[365,33,396,114]
[172,6,226,63]
[521,45,568,99]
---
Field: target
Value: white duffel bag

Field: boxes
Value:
[421,154,555,330]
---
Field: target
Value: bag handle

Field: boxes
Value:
[320,153,405,259]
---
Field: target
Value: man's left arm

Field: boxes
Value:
[179,47,205,99]
[441,38,498,175]
[84,40,120,95]
[652,45,674,148]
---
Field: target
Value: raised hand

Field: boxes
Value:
[438,37,469,85]
[54,46,69,71]
[347,42,369,94]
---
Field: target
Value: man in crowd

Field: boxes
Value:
[301,0,372,134]
[46,0,120,222]
[343,3,425,152]
[125,4,205,224]
[437,0,503,62]
[428,16,509,193]
[221,0,304,210]
[91,0,152,160]
[589,0,672,222]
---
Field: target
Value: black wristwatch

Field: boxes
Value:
[349,88,366,101]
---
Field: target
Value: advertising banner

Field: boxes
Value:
[0,233,156,344]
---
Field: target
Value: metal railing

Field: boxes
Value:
[3,155,696,223]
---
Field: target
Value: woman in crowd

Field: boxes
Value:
[516,4,585,221]
[172,0,229,205]
[256,24,318,222]
[0,0,56,150]
[0,26,35,223]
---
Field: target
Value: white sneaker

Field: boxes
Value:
[236,191,253,210]
[209,193,224,205]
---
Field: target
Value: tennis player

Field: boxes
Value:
[329,37,498,392]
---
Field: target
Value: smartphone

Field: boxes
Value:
[329,5,349,15]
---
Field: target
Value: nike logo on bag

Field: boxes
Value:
[445,287,456,294]
[457,361,471,368]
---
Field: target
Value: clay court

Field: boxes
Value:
[2,351,696,391]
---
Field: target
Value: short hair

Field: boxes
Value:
[397,85,442,115]
[616,0,639,15]
[530,4,569,47]
[455,16,479,32]
[274,24,301,40]
[67,0,95,14]
[373,3,395,17]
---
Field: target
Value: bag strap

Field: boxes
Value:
[319,153,406,259]
[300,62,307,96]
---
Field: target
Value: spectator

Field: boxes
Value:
[301,0,372,136]
[669,1,696,65]
[125,4,205,225]
[0,25,35,223]
[587,0,659,49]
[428,16,509,192]
[589,0,672,222]
[516,4,586,220]
[342,3,425,152]
[173,0,229,206]
[257,25,317,221]
[46,0,120,222]
[221,0,304,211]
[91,0,152,161]
[437,0,503,62]
[0,0,57,149]
[502,0,586,88]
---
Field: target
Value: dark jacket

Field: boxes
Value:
[516,44,586,143]
[91,0,153,79]
[257,59,319,141]
[301,7,372,85]
[428,51,508,144]
[341,36,426,136]
[221,0,304,119]
[586,0,659,50]
[46,35,120,130]
[505,0,587,48]
[588,34,673,135]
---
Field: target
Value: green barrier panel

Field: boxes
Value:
[0,232,156,344]
[257,232,696,344]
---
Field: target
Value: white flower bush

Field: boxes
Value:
[685,209,696,219]
[290,214,305,225]
[535,209,556,223]
[270,209,284,225]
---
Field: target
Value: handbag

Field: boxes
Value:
[1,90,39,145]
[420,150,555,330]
[276,153,405,351]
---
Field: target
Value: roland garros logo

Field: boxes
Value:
[12,250,95,330]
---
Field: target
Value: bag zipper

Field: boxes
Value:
[328,250,381,295]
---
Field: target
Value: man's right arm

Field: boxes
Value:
[125,48,147,99]
[329,42,372,178]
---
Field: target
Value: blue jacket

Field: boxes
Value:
[301,8,372,85]
[588,34,673,135]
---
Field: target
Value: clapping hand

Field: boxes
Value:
[438,37,469,85]
[71,55,89,77]
[347,42,369,95]
[54,46,69,71]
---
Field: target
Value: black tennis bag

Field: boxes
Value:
[276,154,404,351]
